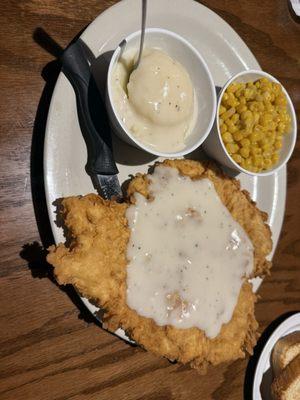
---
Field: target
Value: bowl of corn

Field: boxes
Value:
[203,70,297,176]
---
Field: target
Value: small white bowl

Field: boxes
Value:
[203,70,297,176]
[106,28,216,158]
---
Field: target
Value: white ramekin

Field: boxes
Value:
[106,28,216,158]
[203,69,297,176]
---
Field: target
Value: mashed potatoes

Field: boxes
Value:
[112,48,197,152]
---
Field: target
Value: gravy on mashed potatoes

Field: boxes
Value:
[111,48,197,152]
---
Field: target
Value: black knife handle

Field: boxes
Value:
[61,41,118,175]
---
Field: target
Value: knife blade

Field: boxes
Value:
[61,39,122,201]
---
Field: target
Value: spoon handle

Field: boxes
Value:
[135,0,147,69]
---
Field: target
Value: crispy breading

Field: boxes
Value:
[47,159,272,372]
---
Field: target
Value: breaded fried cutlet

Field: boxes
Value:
[47,159,272,372]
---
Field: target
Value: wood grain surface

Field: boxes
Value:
[0,1,299,399]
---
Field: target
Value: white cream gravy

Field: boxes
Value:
[126,166,254,338]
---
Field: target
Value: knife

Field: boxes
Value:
[61,39,122,200]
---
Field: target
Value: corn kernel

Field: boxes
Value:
[265,103,275,113]
[263,158,272,168]
[244,157,252,168]
[260,77,270,85]
[228,123,238,134]
[254,156,263,167]
[272,153,279,163]
[277,122,285,133]
[243,122,253,134]
[272,82,281,94]
[253,112,260,125]
[241,138,250,147]
[240,129,250,138]
[232,144,239,153]
[236,104,247,113]
[239,97,246,105]
[241,110,252,121]
[231,113,240,124]
[248,102,257,112]
[219,105,226,115]
[251,147,262,156]
[262,91,272,102]
[222,107,236,120]
[263,151,271,158]
[232,154,242,164]
[227,83,239,93]
[268,131,276,142]
[262,144,271,152]
[283,113,291,124]
[226,143,239,154]
[220,123,227,134]
[232,131,243,141]
[259,138,269,147]
[222,132,233,143]
[275,96,287,107]
[260,113,273,126]
[240,147,250,158]
[222,92,229,102]
[249,132,259,143]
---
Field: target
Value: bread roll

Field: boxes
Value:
[271,353,300,400]
[272,331,300,377]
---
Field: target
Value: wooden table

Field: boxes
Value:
[0,1,299,399]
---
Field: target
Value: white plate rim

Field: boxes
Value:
[43,0,287,340]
